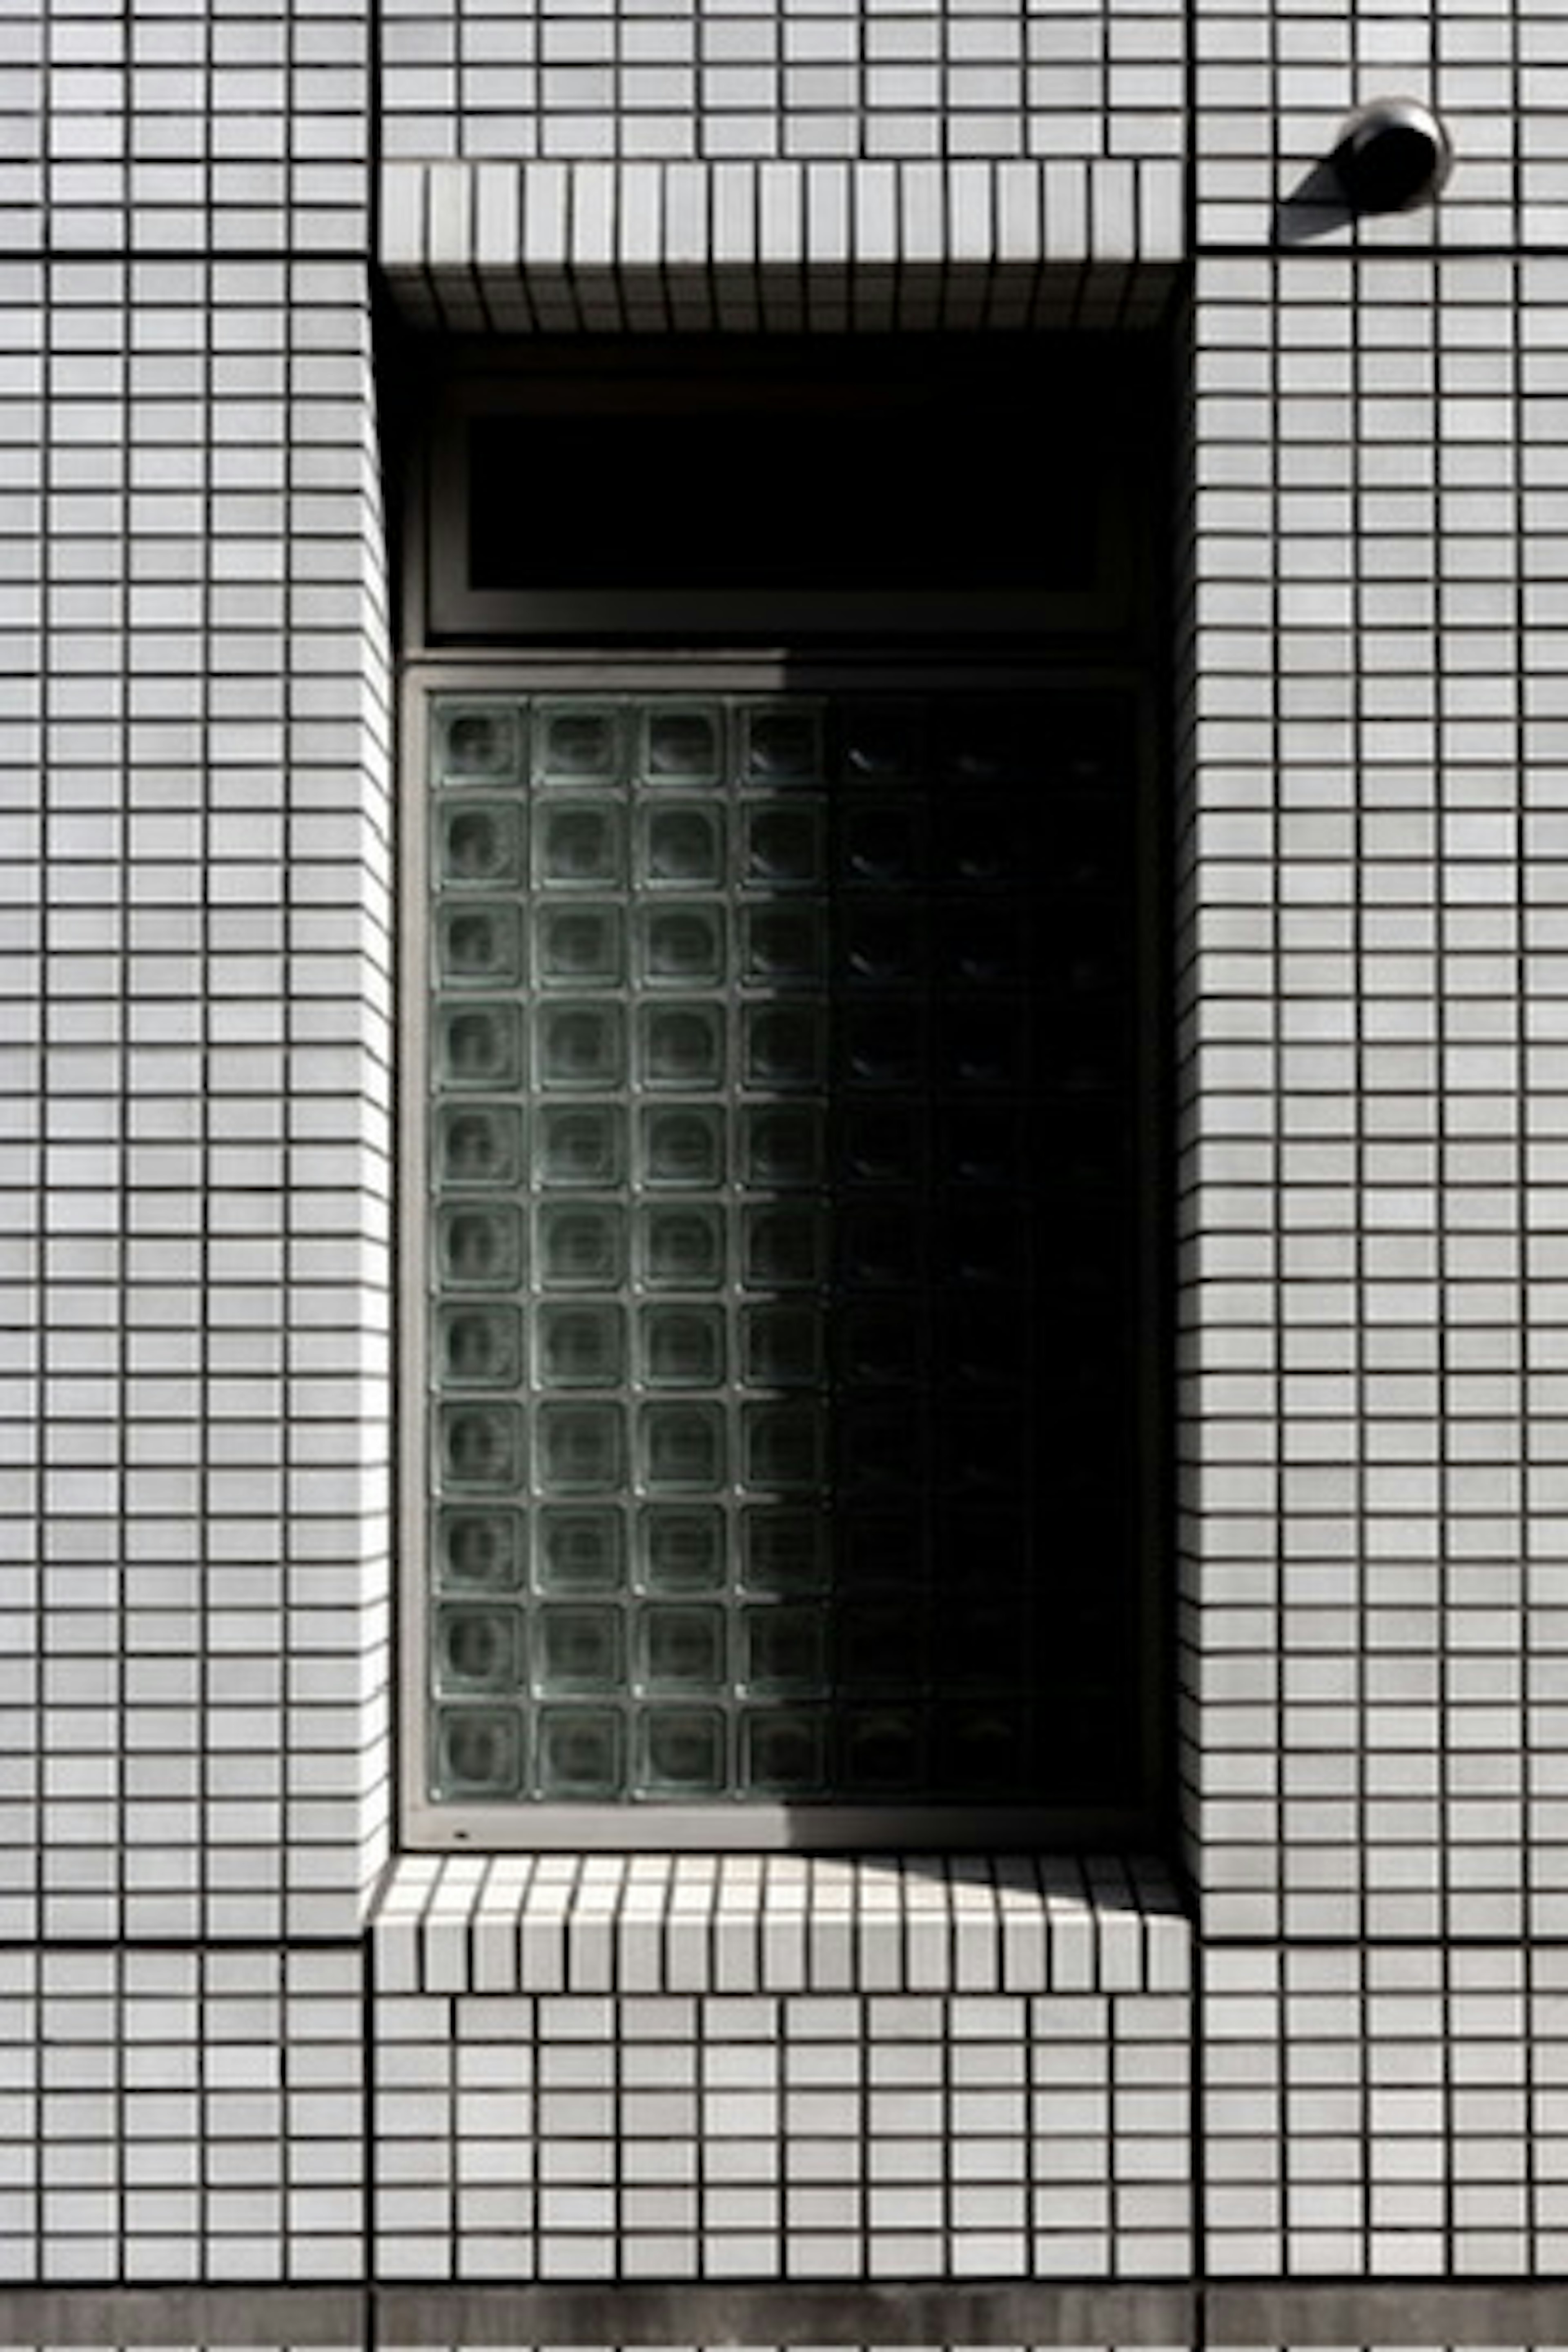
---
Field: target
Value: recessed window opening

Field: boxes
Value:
[398,336,1168,1849]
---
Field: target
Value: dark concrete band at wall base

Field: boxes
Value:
[11,2283,1568,2348]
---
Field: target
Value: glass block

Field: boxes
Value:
[537,904,625,987]
[641,803,724,887]
[439,801,523,886]
[536,1303,625,1389]
[740,1105,822,1189]
[940,1706,1029,1793]
[841,1306,921,1386]
[537,1002,626,1090]
[938,1106,1024,1188]
[742,705,822,784]
[741,905,825,985]
[435,1103,522,1188]
[537,703,621,782]
[636,1707,727,1796]
[742,1004,824,1091]
[840,1004,924,1089]
[439,903,522,987]
[740,1508,827,1595]
[536,1203,626,1288]
[639,1304,725,1389]
[637,1604,726,1690]
[439,1403,523,1492]
[439,1303,522,1388]
[840,1510,921,1589]
[639,1002,724,1089]
[740,1707,826,1794]
[435,1604,522,1693]
[837,1401,919,1491]
[843,1708,924,1791]
[537,1706,625,1798]
[741,1401,822,1490]
[537,1604,624,1693]
[942,905,1027,988]
[538,800,625,887]
[841,906,922,987]
[841,1106,924,1186]
[742,1605,826,1693]
[934,702,1034,784]
[536,1402,625,1494]
[838,705,920,782]
[638,1203,725,1290]
[535,1506,625,1595]
[437,1203,523,1288]
[639,1105,724,1189]
[940,1008,1027,1090]
[643,705,723,785]
[842,801,923,884]
[639,1402,726,1493]
[1052,796,1129,896]
[940,1210,1025,1288]
[741,1205,824,1289]
[740,1305,822,1389]
[939,799,1031,885]
[840,1599,923,1689]
[942,1296,1025,1386]
[437,1003,523,1089]
[437,1507,525,1591]
[637,904,725,987]
[432,1704,523,1798]
[537,1105,626,1189]
[939,1596,1030,1684]
[840,1205,921,1287]
[940,1407,1020,1494]
[742,805,822,887]
[437,704,523,782]
[637,1506,726,1593]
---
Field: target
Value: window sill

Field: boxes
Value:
[372,1851,1189,1996]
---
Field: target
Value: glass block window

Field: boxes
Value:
[419,688,1154,1828]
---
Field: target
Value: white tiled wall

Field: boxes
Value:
[377,0,1184,163]
[3,0,1562,2318]
[0,245,393,1951]
[0,1946,363,2282]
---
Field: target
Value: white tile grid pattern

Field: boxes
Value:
[1195,0,1563,250]
[1207,1946,1568,2278]
[373,1855,1192,1996]
[0,244,394,1947]
[376,156,1184,329]
[1180,250,1568,1945]
[374,1989,1192,2279]
[376,0,1182,165]
[0,1947,364,2284]
[0,0,368,256]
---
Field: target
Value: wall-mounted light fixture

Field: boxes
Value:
[1333,98,1454,214]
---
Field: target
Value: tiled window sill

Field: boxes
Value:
[372,1852,1190,1995]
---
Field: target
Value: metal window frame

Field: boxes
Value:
[398,648,1167,1853]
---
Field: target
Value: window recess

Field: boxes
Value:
[396,336,1168,1850]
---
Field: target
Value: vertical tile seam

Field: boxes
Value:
[1267,242,1290,2266]
[1431,247,1457,2262]
[37,0,54,1989]
[1345,243,1375,2274]
[1512,0,1537,2241]
[196,0,216,1974]
[284,18,303,1953]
